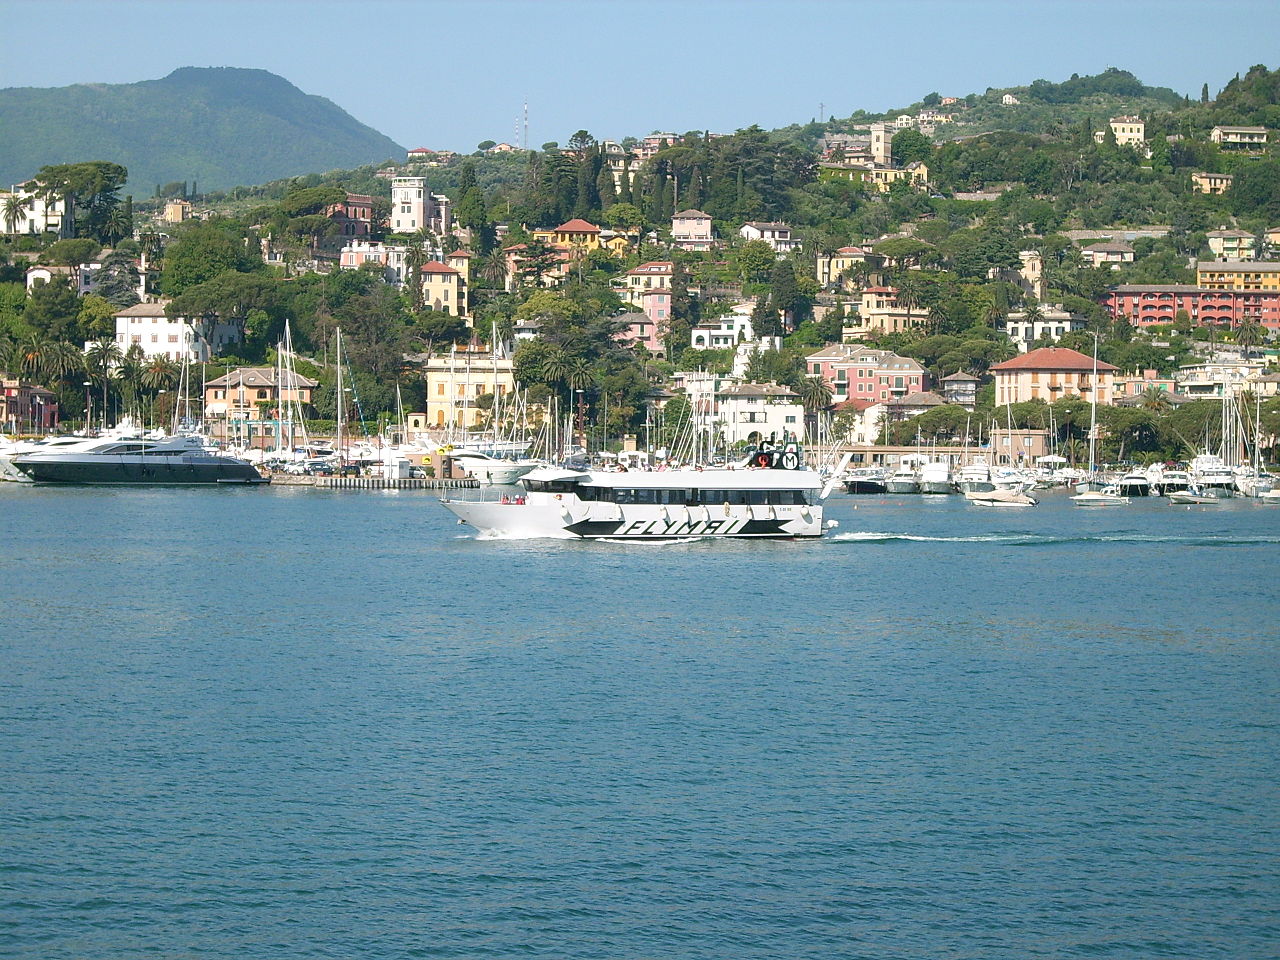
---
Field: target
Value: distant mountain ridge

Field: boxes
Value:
[0,67,404,192]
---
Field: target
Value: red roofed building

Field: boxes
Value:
[533,219,602,250]
[990,347,1118,406]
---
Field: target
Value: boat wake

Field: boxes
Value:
[830,531,1280,546]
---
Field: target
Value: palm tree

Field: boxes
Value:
[479,249,508,290]
[102,206,132,246]
[1139,386,1172,414]
[142,355,179,393]
[927,303,948,335]
[894,277,921,333]
[45,340,86,384]
[85,336,122,428]
[981,292,1007,328]
[3,193,32,234]
[115,344,146,421]
[565,357,593,393]
[798,375,834,413]
[1235,319,1265,359]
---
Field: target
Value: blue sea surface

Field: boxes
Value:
[1,485,1278,959]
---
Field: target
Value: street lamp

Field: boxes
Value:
[82,381,92,434]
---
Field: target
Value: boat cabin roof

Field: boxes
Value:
[542,467,823,490]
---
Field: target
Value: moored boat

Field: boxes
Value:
[965,488,1038,507]
[918,459,955,495]
[13,434,268,484]
[1071,485,1129,506]
[841,465,887,494]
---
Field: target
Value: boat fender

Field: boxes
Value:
[779,451,799,470]
[723,501,731,516]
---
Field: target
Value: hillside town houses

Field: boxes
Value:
[2,97,1279,467]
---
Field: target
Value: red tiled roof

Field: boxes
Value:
[990,347,1118,372]
[420,261,459,275]
[448,250,473,258]
[627,261,674,275]
[555,218,601,233]
[834,398,877,412]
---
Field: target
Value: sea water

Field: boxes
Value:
[1,486,1277,959]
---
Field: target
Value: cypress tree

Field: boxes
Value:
[596,164,616,209]
[769,258,798,327]
[1201,82,1210,103]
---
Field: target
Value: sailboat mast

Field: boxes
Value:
[335,329,345,465]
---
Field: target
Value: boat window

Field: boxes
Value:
[525,479,580,493]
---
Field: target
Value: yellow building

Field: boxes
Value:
[990,347,1118,406]
[419,260,469,317]
[1094,116,1145,147]
[1191,171,1233,195]
[818,161,928,193]
[422,350,514,430]
[1196,260,1280,291]
[532,218,604,252]
[163,199,193,223]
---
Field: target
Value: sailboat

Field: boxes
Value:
[1072,336,1127,505]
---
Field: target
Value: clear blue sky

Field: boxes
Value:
[2,0,1278,152]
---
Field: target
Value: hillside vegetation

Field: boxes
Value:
[0,67,404,191]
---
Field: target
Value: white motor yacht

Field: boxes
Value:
[884,462,921,494]
[956,459,995,493]
[1189,454,1236,499]
[1115,468,1152,497]
[449,452,541,486]
[918,460,955,495]
[841,465,887,494]
[13,434,268,484]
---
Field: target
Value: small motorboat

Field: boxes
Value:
[1167,487,1220,505]
[1071,485,1129,506]
[965,488,1038,507]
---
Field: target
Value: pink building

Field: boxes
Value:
[640,288,672,334]
[614,311,664,355]
[804,344,927,403]
[1106,285,1280,330]
[671,209,714,250]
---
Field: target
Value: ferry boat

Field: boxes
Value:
[13,434,268,484]
[440,445,835,540]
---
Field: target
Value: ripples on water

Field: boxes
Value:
[1,487,1278,959]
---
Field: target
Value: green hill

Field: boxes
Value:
[0,67,404,192]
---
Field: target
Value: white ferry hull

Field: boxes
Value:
[441,498,825,539]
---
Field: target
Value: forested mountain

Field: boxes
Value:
[0,67,404,191]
